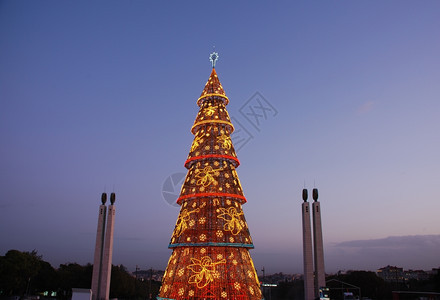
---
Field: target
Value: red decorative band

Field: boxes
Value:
[177,193,247,204]
[184,154,240,168]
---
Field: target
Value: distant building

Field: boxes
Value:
[377,265,404,283]
[404,269,429,281]
[336,270,350,276]
[377,266,432,282]
[431,267,440,275]
[132,269,164,282]
[257,272,298,284]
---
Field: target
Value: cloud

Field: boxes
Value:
[357,101,375,114]
[325,235,440,272]
[335,235,440,249]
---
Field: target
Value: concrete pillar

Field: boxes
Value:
[100,201,115,300]
[302,194,315,300]
[312,191,325,298]
[91,200,107,300]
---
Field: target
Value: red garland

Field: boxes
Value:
[184,154,240,168]
[177,192,247,205]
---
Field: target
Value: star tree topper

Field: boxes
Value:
[209,52,219,68]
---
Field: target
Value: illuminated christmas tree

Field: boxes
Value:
[158,53,262,300]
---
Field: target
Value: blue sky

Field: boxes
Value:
[1,1,439,274]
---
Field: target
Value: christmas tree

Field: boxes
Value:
[158,53,262,300]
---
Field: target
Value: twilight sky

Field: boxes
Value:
[1,1,439,274]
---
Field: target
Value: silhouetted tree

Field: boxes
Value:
[0,249,42,296]
[32,260,58,295]
[56,263,93,299]
[271,280,304,300]
[109,265,136,299]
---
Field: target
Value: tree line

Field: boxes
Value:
[2,249,439,300]
[0,250,160,300]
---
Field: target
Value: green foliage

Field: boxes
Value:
[110,265,161,300]
[32,261,58,294]
[110,265,136,299]
[56,263,93,299]
[4,249,435,300]
[0,250,44,296]
[269,280,304,300]
[0,250,160,300]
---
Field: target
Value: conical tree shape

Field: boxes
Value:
[158,65,262,300]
